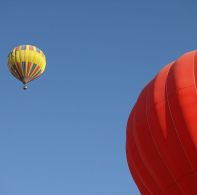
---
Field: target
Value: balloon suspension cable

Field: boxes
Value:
[23,84,28,90]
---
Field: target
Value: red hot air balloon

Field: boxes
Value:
[126,51,197,195]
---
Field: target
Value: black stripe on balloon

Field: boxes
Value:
[12,64,22,80]
[10,67,20,80]
[29,64,37,76]
[33,69,42,78]
[22,62,26,76]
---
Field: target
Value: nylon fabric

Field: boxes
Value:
[126,51,197,194]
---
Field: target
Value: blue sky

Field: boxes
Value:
[0,0,196,194]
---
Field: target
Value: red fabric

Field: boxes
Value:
[126,51,197,195]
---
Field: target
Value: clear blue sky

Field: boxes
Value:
[0,0,196,194]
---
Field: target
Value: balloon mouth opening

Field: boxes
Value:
[22,77,30,84]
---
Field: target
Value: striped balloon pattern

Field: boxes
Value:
[7,45,46,84]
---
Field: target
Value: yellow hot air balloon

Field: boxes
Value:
[7,45,46,90]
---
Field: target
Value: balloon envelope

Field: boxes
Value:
[7,45,46,85]
[126,51,197,195]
